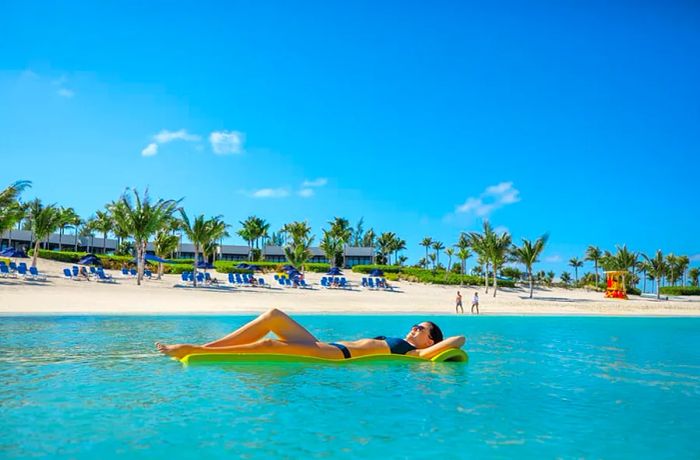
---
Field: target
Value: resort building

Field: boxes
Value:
[0,230,375,267]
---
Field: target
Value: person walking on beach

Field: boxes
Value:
[471,292,479,314]
[455,291,463,314]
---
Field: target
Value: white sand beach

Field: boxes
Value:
[1,258,698,316]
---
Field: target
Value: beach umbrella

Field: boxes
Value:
[78,254,102,266]
[327,267,343,275]
[196,261,214,270]
[132,254,174,264]
[369,268,384,276]
[236,263,251,269]
[0,247,27,258]
[247,264,262,272]
[282,264,297,272]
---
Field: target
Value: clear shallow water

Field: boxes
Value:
[1,315,699,459]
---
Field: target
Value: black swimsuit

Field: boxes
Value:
[330,337,416,359]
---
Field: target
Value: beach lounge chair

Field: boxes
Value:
[339,277,348,289]
[130,268,137,277]
[16,265,28,278]
[9,261,17,272]
[144,269,152,279]
[227,273,236,285]
[258,278,268,288]
[121,268,130,277]
[0,264,13,278]
[196,272,205,284]
[72,266,80,277]
[89,266,97,275]
[95,269,116,283]
[29,266,47,281]
[367,278,376,290]
[63,268,81,281]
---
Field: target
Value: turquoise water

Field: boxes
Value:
[1,315,699,459]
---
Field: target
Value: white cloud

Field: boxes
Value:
[298,188,314,198]
[210,130,244,155]
[251,188,289,198]
[141,143,158,157]
[57,88,74,98]
[154,129,200,143]
[455,182,521,217]
[544,255,562,263]
[302,178,327,187]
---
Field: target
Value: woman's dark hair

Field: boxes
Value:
[425,321,443,343]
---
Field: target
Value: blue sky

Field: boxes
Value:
[1,1,699,275]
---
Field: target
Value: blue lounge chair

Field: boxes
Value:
[196,272,205,284]
[16,265,28,278]
[0,264,12,277]
[96,269,116,283]
[258,278,267,288]
[130,268,137,277]
[29,266,47,281]
[339,277,348,289]
[228,273,236,285]
[63,268,80,281]
[121,268,130,277]
[9,261,17,272]
[367,278,376,290]
[89,266,97,275]
[144,269,152,279]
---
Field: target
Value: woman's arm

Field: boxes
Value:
[410,335,466,359]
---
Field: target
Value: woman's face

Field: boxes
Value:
[405,322,434,349]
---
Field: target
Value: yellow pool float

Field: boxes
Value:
[179,348,468,365]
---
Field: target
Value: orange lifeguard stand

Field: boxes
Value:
[604,271,628,299]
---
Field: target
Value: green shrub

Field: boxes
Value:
[304,263,331,273]
[351,264,402,274]
[659,286,700,296]
[627,287,641,296]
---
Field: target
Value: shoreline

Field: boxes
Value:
[1,258,698,317]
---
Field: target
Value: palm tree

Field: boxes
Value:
[0,180,31,238]
[351,218,365,246]
[27,202,63,267]
[689,267,699,287]
[320,230,342,268]
[585,245,602,286]
[111,189,180,285]
[636,259,651,293]
[560,272,572,287]
[677,255,690,286]
[512,235,549,299]
[456,247,471,286]
[91,210,113,254]
[444,248,454,282]
[420,237,433,268]
[432,241,445,271]
[642,250,667,299]
[489,229,512,297]
[391,237,406,266]
[57,207,79,251]
[376,232,396,265]
[468,221,495,293]
[568,257,583,285]
[238,216,268,261]
[153,230,179,279]
[329,217,352,267]
[666,254,679,286]
[180,212,227,287]
[282,221,314,271]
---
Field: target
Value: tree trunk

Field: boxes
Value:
[529,268,534,299]
[493,264,498,297]
[595,262,599,287]
[58,227,63,251]
[74,228,79,252]
[32,240,40,267]
[158,262,163,280]
[484,262,489,293]
[193,248,199,287]
[136,243,143,286]
[656,275,660,300]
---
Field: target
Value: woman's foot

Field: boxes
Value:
[155,342,195,359]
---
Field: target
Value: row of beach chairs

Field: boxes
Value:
[229,272,268,287]
[62,265,116,283]
[361,277,395,291]
[121,268,154,279]
[0,261,47,281]
[320,276,350,289]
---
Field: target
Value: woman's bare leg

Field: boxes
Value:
[157,337,338,360]
[203,308,318,347]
